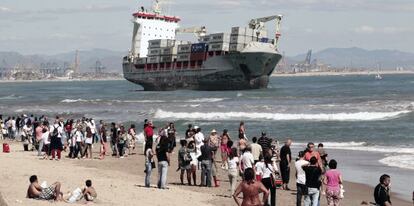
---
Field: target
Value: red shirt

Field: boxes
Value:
[144,126,153,138]
[304,151,321,162]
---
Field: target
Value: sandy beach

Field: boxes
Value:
[0,140,411,206]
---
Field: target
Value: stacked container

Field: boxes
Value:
[229,27,259,52]
[177,44,191,62]
[208,33,230,52]
[190,43,208,61]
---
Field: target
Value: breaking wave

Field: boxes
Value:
[379,155,414,170]
[153,109,411,121]
[61,98,226,104]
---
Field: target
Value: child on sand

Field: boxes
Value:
[83,180,97,202]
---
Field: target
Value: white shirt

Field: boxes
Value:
[228,157,239,170]
[295,159,309,185]
[74,130,83,142]
[42,131,50,144]
[262,163,278,178]
[241,151,254,170]
[255,161,266,176]
[50,124,63,138]
[194,132,204,148]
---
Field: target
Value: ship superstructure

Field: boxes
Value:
[123,0,284,91]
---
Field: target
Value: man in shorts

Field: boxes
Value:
[27,175,63,201]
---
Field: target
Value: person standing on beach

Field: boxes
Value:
[187,140,198,186]
[185,124,193,139]
[280,138,292,190]
[144,121,154,152]
[167,122,176,153]
[295,151,309,206]
[324,159,343,206]
[110,122,118,156]
[220,129,231,169]
[240,146,254,178]
[228,148,239,195]
[194,126,204,151]
[251,137,262,164]
[374,174,392,206]
[209,129,220,187]
[258,132,272,157]
[200,137,214,187]
[73,125,83,159]
[82,127,93,159]
[99,121,108,160]
[303,157,322,206]
[304,142,322,166]
[127,124,137,156]
[178,140,191,185]
[117,126,127,158]
[238,121,246,139]
[156,136,170,189]
[50,120,63,160]
[144,141,154,187]
[233,168,269,206]
[261,154,279,206]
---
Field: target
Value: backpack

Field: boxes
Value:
[50,125,59,139]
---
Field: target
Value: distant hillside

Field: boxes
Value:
[290,47,414,69]
[0,49,125,73]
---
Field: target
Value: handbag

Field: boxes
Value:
[151,161,156,169]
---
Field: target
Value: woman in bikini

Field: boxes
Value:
[233,168,269,206]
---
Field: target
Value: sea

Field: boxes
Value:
[1,74,413,200]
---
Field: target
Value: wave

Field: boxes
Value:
[0,94,23,100]
[293,141,414,154]
[379,155,414,170]
[153,109,411,121]
[61,98,226,104]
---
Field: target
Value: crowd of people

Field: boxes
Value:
[0,114,396,206]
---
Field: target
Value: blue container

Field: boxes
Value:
[191,43,207,53]
[260,38,269,43]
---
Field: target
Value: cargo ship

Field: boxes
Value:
[123,0,283,91]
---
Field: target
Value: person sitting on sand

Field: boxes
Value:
[233,167,269,206]
[374,174,392,206]
[27,175,63,201]
[83,180,97,202]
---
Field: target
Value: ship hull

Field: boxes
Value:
[123,52,281,91]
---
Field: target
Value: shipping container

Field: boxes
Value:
[231,27,255,36]
[147,56,160,64]
[137,58,147,64]
[190,52,206,61]
[161,46,178,55]
[148,48,161,56]
[209,42,230,52]
[229,43,247,52]
[259,37,269,43]
[230,35,256,44]
[191,43,208,53]
[177,53,191,62]
[148,39,175,48]
[209,33,230,43]
[175,40,192,46]
[177,44,191,53]
[159,55,176,63]
[199,35,210,43]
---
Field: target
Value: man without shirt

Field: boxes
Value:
[27,175,63,201]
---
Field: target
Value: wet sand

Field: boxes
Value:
[0,140,411,206]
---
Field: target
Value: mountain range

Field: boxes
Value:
[1,47,414,73]
[288,47,414,69]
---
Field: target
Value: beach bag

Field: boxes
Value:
[67,188,82,203]
[2,143,10,153]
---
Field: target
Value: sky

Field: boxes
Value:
[0,0,413,56]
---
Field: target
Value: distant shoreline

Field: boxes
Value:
[0,77,124,83]
[272,70,414,77]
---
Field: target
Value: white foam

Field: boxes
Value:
[153,109,411,121]
[61,98,225,104]
[379,155,414,170]
[0,94,23,100]
[184,98,226,103]
[293,141,414,154]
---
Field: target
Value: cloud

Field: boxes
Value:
[37,5,129,15]
[0,6,11,12]
[353,25,414,34]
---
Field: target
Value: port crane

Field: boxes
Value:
[248,15,283,47]
[176,26,208,41]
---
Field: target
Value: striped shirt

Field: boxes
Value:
[257,136,272,152]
